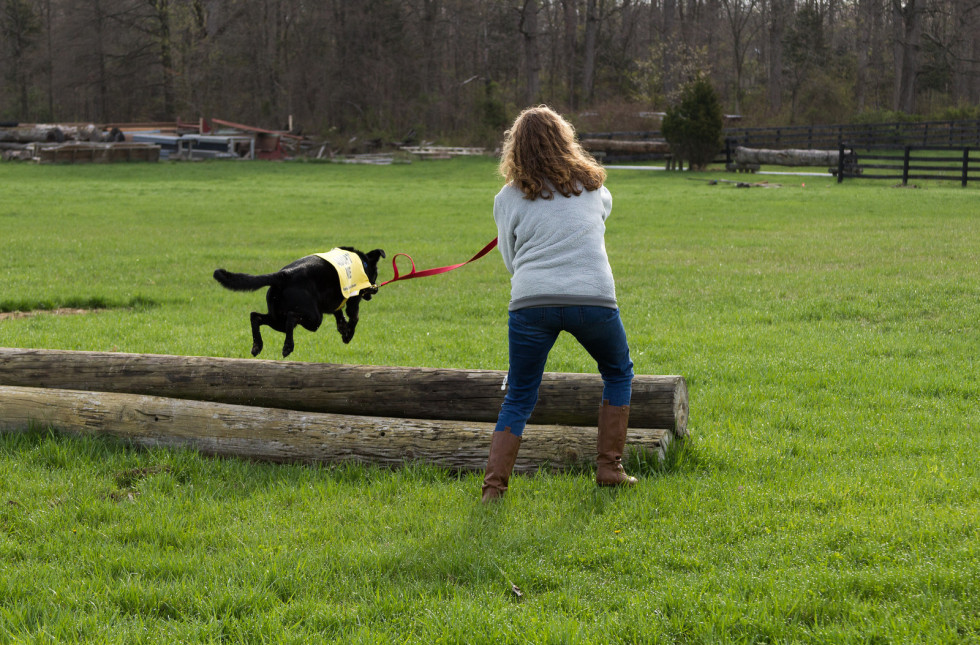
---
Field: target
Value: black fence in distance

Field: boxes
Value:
[836,145,980,186]
[725,119,980,152]
[582,119,980,175]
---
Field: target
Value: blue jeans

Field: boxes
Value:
[495,306,634,436]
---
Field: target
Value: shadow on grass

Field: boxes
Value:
[0,425,712,503]
[625,435,708,478]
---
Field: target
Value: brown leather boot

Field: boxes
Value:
[481,429,522,503]
[596,400,638,487]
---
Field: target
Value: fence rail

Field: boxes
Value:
[582,119,980,174]
[837,144,980,186]
[584,119,980,151]
[725,119,980,152]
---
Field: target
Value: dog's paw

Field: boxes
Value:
[282,343,293,357]
[251,344,262,357]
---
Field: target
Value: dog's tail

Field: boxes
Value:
[213,268,280,292]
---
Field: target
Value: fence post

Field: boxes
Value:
[902,146,911,186]
[838,143,845,183]
[963,148,970,187]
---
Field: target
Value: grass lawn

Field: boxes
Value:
[1,159,978,643]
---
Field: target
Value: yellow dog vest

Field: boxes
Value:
[314,248,376,309]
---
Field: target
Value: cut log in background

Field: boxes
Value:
[734,146,839,166]
[0,348,689,471]
[581,139,670,155]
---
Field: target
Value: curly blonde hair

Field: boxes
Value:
[499,105,606,200]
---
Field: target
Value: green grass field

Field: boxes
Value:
[1,159,978,643]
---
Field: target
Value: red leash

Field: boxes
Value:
[379,237,498,287]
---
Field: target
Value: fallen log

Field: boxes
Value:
[0,386,671,471]
[734,146,839,166]
[0,349,688,435]
[581,139,670,154]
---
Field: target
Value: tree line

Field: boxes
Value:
[1,0,978,146]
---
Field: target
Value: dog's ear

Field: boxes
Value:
[367,249,386,262]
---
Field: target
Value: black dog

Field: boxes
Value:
[214,247,386,357]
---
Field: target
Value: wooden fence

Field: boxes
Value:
[836,145,980,186]
[725,119,980,152]
[583,119,980,164]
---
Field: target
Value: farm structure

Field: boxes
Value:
[0,119,303,163]
[0,348,689,472]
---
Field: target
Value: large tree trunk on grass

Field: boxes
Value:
[581,139,671,154]
[0,348,689,436]
[734,147,839,166]
[0,386,673,471]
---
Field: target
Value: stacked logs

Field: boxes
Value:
[0,348,689,472]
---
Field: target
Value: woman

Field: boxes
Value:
[482,105,636,503]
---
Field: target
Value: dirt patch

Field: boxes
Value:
[114,465,172,489]
[103,465,173,503]
[0,308,100,321]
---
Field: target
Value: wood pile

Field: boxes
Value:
[0,123,147,163]
[400,145,486,159]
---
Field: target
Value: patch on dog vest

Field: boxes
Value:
[313,249,375,304]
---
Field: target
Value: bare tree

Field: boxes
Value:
[518,0,541,106]
[582,0,599,104]
[855,0,873,112]
[662,0,679,97]
[783,0,826,120]
[892,0,924,113]
[720,0,761,113]
[765,0,786,115]
[1,0,41,119]
[953,0,980,103]
[150,0,176,118]
[561,0,577,108]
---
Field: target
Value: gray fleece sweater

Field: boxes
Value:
[493,182,617,311]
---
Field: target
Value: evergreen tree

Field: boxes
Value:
[661,75,724,170]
